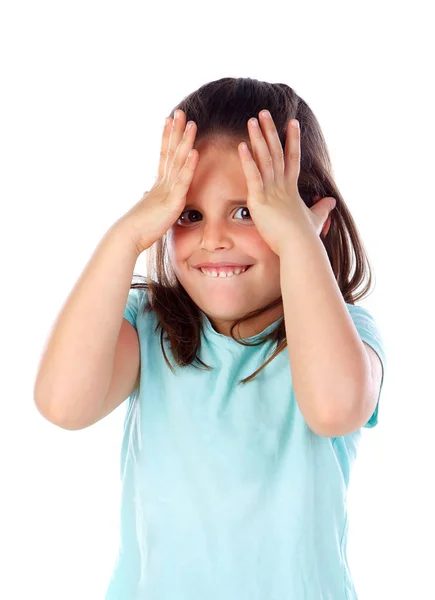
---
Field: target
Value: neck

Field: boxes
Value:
[206,304,284,338]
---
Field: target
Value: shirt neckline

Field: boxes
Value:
[200,311,283,345]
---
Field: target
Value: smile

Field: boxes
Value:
[197,265,253,278]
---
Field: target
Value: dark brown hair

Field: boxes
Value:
[131,77,374,384]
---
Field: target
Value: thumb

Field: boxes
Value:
[310,196,336,218]
[310,196,336,237]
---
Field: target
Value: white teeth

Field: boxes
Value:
[200,266,248,278]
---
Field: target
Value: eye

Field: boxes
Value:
[176,207,252,226]
[177,210,202,225]
[234,207,252,220]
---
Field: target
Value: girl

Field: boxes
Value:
[34,77,386,599]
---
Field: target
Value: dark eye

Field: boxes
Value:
[177,210,202,225]
[177,207,252,226]
[234,207,251,220]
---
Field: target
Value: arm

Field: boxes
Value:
[279,222,375,437]
[33,218,142,429]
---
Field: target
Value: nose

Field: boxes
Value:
[200,220,233,252]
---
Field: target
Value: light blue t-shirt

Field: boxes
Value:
[105,287,387,600]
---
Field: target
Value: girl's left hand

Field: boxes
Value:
[238,111,337,256]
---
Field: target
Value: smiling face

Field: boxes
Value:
[166,138,284,338]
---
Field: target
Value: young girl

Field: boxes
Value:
[34,77,386,599]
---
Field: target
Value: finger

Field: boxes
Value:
[284,120,301,187]
[170,148,199,199]
[158,117,173,180]
[238,142,265,200]
[322,214,332,238]
[248,117,275,187]
[167,119,197,183]
[163,109,187,178]
[258,110,285,184]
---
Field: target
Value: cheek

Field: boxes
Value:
[167,229,191,263]
[246,229,277,257]
[169,226,273,260]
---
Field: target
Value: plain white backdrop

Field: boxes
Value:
[1,0,433,598]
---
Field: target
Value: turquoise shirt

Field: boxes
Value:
[105,287,386,600]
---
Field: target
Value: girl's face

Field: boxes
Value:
[167,140,284,338]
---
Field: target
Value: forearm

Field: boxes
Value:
[33,219,141,427]
[279,221,371,433]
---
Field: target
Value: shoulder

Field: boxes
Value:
[124,285,154,330]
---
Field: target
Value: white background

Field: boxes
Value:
[1,0,433,598]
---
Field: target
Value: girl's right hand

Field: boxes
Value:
[120,109,198,255]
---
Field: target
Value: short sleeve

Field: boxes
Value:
[346,303,387,428]
[123,287,146,330]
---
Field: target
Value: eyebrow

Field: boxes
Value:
[184,199,247,210]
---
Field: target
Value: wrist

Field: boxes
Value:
[108,217,144,259]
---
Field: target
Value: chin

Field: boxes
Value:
[197,301,253,324]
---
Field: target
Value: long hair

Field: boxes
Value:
[131,77,374,384]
